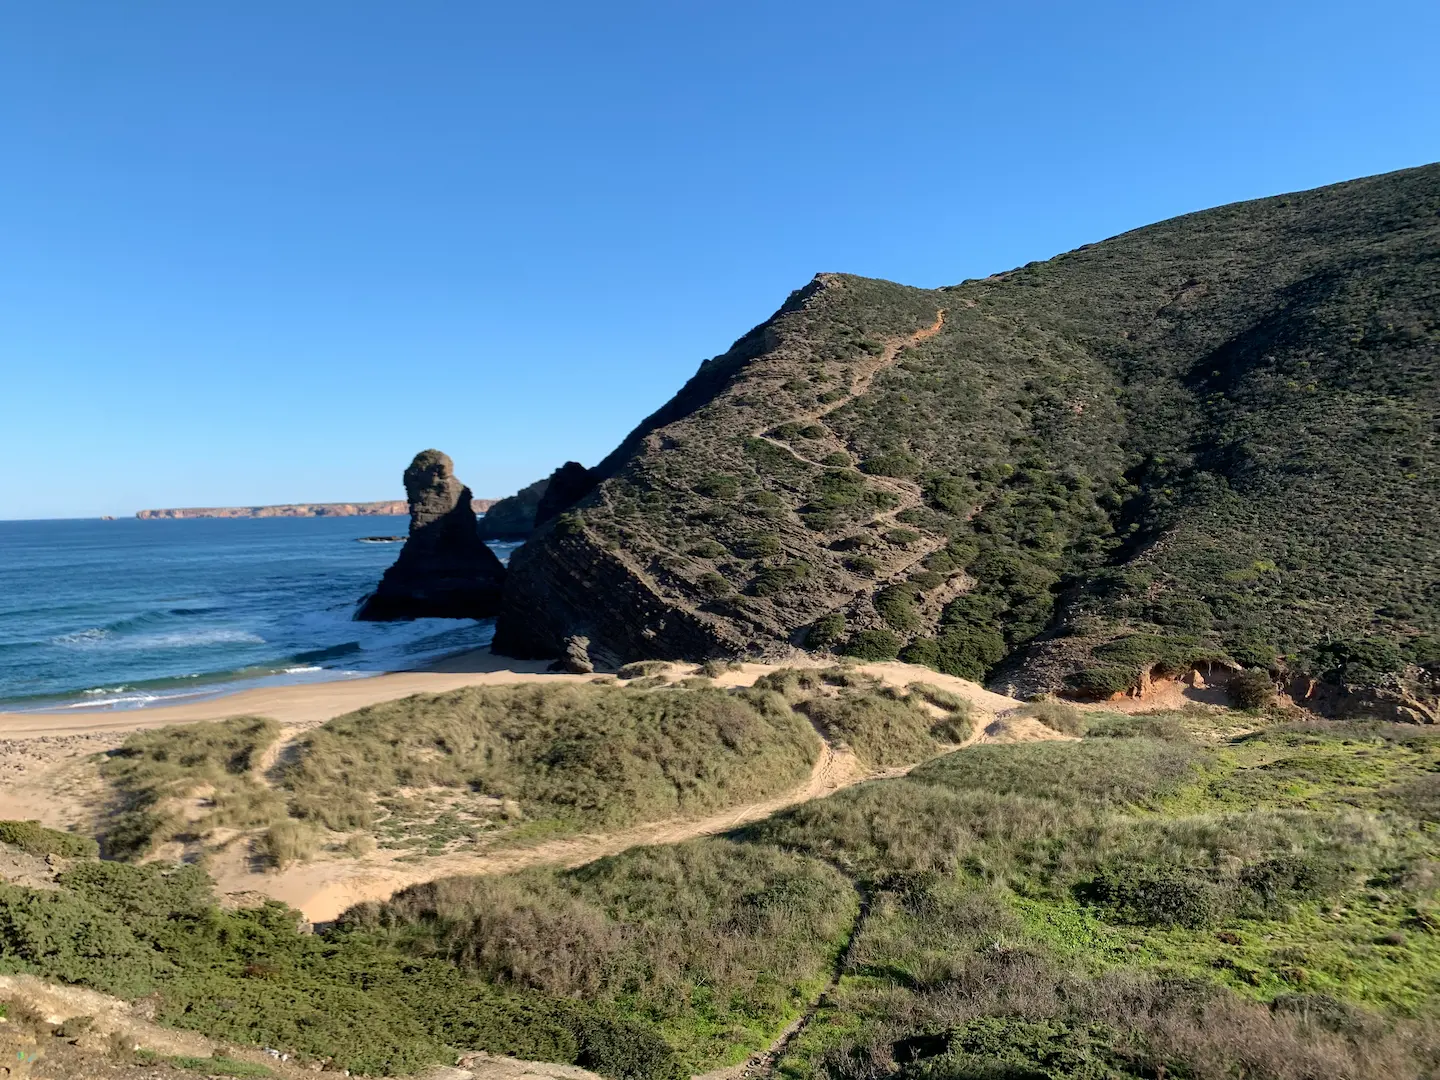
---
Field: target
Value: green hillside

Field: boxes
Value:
[495,164,1439,714]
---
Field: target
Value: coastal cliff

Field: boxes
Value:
[356,450,506,620]
[137,499,496,519]
[491,164,1439,711]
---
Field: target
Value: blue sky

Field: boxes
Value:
[2,1,1436,519]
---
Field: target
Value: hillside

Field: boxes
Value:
[494,164,1439,715]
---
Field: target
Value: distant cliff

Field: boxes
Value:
[137,499,496,520]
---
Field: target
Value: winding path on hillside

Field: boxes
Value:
[748,307,950,589]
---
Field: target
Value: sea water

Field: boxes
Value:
[0,517,519,712]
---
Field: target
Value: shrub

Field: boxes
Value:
[751,561,812,596]
[692,474,740,499]
[807,612,847,648]
[924,475,976,513]
[697,659,742,678]
[618,661,670,679]
[733,533,783,558]
[686,539,726,559]
[843,629,903,661]
[860,452,920,478]
[1229,668,1275,709]
[0,821,98,860]
[799,692,938,767]
[696,571,731,599]
[908,569,944,590]
[821,451,851,467]
[900,627,1006,681]
[1017,700,1085,736]
[875,585,921,632]
[845,555,881,576]
[1066,666,1137,698]
[1088,865,1227,928]
[259,821,319,869]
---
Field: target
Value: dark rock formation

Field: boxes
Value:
[534,462,596,527]
[357,450,506,621]
[548,635,595,674]
[477,476,550,540]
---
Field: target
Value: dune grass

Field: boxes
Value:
[100,716,283,859]
[281,682,821,843]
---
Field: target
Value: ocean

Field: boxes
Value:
[0,516,519,712]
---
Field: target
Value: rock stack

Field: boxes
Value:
[357,450,506,621]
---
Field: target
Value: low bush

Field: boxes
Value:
[1230,668,1276,709]
[617,661,670,679]
[842,629,903,661]
[751,561,812,596]
[352,840,855,1072]
[899,627,1006,681]
[874,586,921,632]
[0,861,684,1079]
[1065,665,1137,697]
[259,821,319,869]
[806,612,847,648]
[0,821,98,860]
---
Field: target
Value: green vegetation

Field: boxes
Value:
[0,820,98,860]
[347,841,856,1072]
[100,716,283,858]
[500,164,1439,713]
[0,861,681,1079]
[96,682,821,862]
[133,1052,273,1077]
[281,683,818,849]
[12,699,1440,1077]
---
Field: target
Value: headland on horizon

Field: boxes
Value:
[134,498,497,519]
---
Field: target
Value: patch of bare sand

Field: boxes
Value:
[975,714,1079,744]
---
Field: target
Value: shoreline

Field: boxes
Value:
[0,646,558,737]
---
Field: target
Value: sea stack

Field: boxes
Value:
[356,450,506,620]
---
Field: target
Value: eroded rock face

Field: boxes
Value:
[477,476,550,540]
[357,450,506,620]
[534,462,596,527]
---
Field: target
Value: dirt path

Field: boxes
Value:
[748,308,949,585]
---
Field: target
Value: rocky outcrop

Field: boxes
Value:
[534,462,596,527]
[356,450,506,621]
[477,477,550,540]
[548,635,595,674]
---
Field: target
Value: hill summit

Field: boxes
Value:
[489,164,1438,717]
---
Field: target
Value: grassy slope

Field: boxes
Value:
[497,163,1439,706]
[9,702,1440,1077]
[361,709,1440,1079]
[96,681,822,861]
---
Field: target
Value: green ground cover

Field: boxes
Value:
[10,704,1440,1078]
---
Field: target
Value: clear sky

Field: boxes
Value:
[2,1,1436,519]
